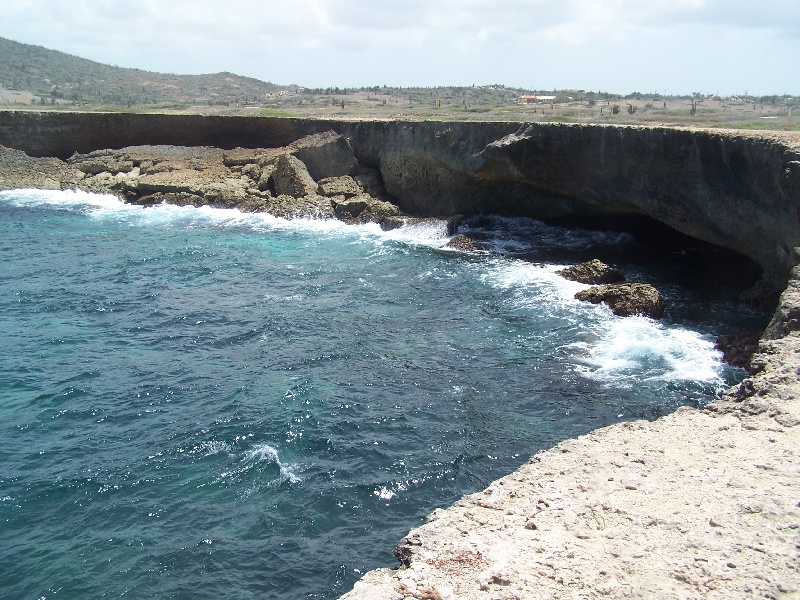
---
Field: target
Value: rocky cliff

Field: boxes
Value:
[1,112,798,293]
[3,111,800,599]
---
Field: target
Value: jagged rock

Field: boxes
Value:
[272,153,318,198]
[445,234,484,251]
[257,164,276,192]
[72,157,134,175]
[360,198,402,226]
[353,166,392,201]
[575,283,666,318]
[222,147,270,167]
[334,194,402,226]
[558,259,624,285]
[264,194,335,220]
[333,196,370,221]
[240,163,261,181]
[318,175,361,198]
[0,146,82,190]
[290,131,357,181]
[716,332,762,370]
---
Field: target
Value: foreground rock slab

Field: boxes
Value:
[342,404,800,600]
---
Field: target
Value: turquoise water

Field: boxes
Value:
[0,190,764,599]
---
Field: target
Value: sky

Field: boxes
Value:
[0,0,797,96]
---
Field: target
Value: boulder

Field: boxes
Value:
[318,175,362,198]
[557,259,624,285]
[333,194,402,227]
[257,164,276,192]
[272,154,318,198]
[575,283,666,318]
[444,234,484,251]
[290,131,357,181]
[715,332,761,371]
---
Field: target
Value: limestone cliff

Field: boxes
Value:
[1,112,799,290]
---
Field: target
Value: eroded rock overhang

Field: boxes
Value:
[1,111,799,291]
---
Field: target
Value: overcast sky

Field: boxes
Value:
[0,0,797,95]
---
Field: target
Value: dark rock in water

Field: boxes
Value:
[132,191,203,207]
[715,332,761,371]
[272,154,318,198]
[265,194,334,220]
[557,259,624,285]
[575,283,665,318]
[445,234,484,251]
[333,194,401,227]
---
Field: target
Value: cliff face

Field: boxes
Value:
[341,120,800,290]
[2,111,799,288]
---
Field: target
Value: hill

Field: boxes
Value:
[0,36,288,106]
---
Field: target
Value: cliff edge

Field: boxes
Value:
[341,267,800,599]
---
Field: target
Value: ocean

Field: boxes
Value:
[0,189,766,599]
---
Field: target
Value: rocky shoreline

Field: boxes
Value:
[0,132,409,230]
[2,119,799,598]
[340,266,800,599]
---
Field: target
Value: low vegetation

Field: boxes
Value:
[1,36,797,131]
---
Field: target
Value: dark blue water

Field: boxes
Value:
[0,190,764,599]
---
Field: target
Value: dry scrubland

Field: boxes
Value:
[1,85,797,132]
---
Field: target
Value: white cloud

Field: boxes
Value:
[0,0,796,93]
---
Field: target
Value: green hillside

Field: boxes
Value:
[0,36,287,106]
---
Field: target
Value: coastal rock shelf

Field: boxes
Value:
[1,111,800,599]
[2,112,799,293]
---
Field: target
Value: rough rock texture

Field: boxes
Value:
[3,132,405,226]
[716,332,762,370]
[557,259,625,285]
[3,112,799,291]
[272,153,318,197]
[318,175,362,198]
[713,263,800,426]
[289,130,358,181]
[575,283,666,318]
[341,267,800,600]
[0,145,82,190]
[444,234,484,252]
[341,405,800,600]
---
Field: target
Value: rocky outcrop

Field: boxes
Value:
[575,282,666,318]
[345,121,800,296]
[0,145,83,190]
[14,131,406,227]
[557,259,625,285]
[711,261,800,426]
[715,331,761,370]
[444,234,484,251]
[2,113,799,295]
[272,153,318,197]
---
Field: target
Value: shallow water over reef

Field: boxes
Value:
[0,190,766,599]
